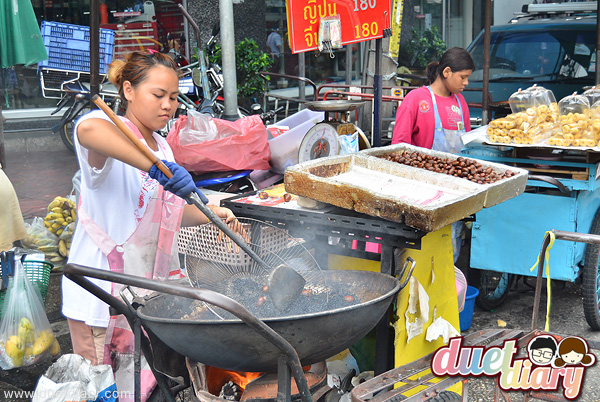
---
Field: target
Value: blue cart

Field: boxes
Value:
[461,145,600,330]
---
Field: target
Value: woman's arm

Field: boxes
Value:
[180,203,236,227]
[391,91,419,145]
[77,116,154,172]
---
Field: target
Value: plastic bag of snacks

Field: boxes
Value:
[488,86,558,145]
[550,92,593,147]
[583,86,600,108]
[508,88,532,113]
[0,259,60,369]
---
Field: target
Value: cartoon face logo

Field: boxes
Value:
[553,336,596,368]
[528,336,557,365]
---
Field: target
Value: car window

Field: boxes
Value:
[468,28,596,82]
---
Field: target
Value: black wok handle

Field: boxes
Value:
[64,263,313,402]
[396,257,416,291]
[528,175,571,196]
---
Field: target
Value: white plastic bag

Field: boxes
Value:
[179,109,239,145]
[33,354,117,402]
[339,132,359,155]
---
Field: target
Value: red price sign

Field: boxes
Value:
[286,0,392,54]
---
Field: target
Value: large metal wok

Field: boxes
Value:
[64,264,403,402]
[136,269,399,372]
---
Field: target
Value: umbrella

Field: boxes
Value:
[0,0,48,68]
[0,0,47,166]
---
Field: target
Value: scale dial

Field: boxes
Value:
[298,123,340,163]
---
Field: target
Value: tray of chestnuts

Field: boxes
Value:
[284,144,528,232]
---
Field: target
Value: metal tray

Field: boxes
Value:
[284,146,528,232]
[305,100,366,112]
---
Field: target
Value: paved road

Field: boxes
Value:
[465,276,600,401]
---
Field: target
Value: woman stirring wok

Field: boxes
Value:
[392,47,474,261]
[62,51,240,399]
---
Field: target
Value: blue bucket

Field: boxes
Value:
[459,285,479,332]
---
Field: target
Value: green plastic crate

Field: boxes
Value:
[0,260,53,318]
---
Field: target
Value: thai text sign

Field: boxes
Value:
[286,0,392,53]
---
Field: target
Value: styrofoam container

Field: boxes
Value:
[360,143,528,208]
[268,109,324,174]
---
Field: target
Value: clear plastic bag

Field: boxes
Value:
[0,260,60,369]
[557,92,593,147]
[583,86,600,107]
[21,217,59,255]
[508,88,532,113]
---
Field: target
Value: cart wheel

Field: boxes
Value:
[582,209,600,330]
[59,120,75,153]
[425,391,462,401]
[469,269,513,311]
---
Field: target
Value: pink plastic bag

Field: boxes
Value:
[166,113,271,174]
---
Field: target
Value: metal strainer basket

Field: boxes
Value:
[178,218,326,319]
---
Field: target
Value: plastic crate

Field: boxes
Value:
[0,261,53,319]
[39,21,115,74]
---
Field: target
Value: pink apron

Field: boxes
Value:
[78,119,186,401]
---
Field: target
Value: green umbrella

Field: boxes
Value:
[0,0,48,68]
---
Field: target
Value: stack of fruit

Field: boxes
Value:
[43,196,76,267]
[3,318,60,367]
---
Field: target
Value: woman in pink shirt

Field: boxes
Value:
[392,47,474,153]
[392,47,474,262]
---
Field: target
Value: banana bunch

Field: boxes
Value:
[43,197,76,266]
[44,196,76,237]
[3,318,59,367]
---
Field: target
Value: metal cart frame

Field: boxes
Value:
[461,146,600,329]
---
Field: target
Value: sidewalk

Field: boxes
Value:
[1,145,78,399]
[5,148,79,221]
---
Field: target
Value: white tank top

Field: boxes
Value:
[62,110,175,327]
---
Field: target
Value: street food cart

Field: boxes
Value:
[461,143,600,330]
[221,144,528,379]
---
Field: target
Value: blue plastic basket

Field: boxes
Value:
[39,21,115,74]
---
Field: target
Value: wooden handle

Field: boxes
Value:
[91,94,173,178]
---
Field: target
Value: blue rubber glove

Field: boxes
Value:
[148,160,208,203]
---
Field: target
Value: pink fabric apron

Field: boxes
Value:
[78,119,186,401]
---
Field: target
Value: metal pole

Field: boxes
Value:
[182,0,191,62]
[482,0,491,124]
[299,52,306,102]
[90,0,100,108]
[442,0,446,42]
[345,44,352,85]
[219,0,239,120]
[373,39,383,147]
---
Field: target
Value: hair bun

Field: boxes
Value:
[107,59,126,85]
